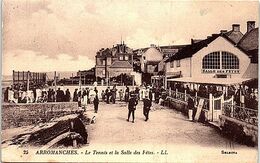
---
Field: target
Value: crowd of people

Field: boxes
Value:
[4,86,72,103]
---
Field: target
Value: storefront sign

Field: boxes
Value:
[202,69,240,74]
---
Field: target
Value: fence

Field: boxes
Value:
[223,104,258,126]
[167,88,258,125]
[13,71,47,89]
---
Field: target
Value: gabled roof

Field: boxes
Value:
[165,33,250,62]
[242,63,258,78]
[238,28,258,51]
[109,61,132,68]
[166,34,220,62]
[224,30,244,44]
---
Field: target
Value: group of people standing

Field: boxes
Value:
[72,87,99,113]
[3,86,72,103]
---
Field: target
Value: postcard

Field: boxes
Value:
[2,0,258,162]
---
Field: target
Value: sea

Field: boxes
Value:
[2,71,77,88]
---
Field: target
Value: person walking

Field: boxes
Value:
[93,94,99,113]
[125,86,129,102]
[127,92,138,123]
[111,85,117,104]
[105,87,111,104]
[73,89,78,102]
[143,95,152,121]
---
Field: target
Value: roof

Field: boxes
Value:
[165,34,250,62]
[109,61,133,68]
[96,48,112,58]
[167,77,252,86]
[238,28,258,51]
[238,28,259,63]
[143,47,163,62]
[242,63,258,78]
[224,30,244,44]
[166,34,220,62]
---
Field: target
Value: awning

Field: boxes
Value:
[167,77,253,85]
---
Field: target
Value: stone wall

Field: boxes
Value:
[2,102,78,130]
[219,115,258,146]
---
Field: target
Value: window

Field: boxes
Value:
[125,55,129,60]
[119,56,123,60]
[202,52,220,69]
[170,61,174,68]
[102,60,105,65]
[222,51,239,69]
[202,51,239,70]
[102,70,105,75]
[176,60,180,67]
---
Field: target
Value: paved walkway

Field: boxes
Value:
[85,101,254,148]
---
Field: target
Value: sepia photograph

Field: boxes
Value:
[1,0,259,162]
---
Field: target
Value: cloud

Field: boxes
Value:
[3,0,258,75]
[3,50,95,75]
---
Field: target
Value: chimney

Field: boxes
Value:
[247,21,255,32]
[191,39,194,44]
[232,24,240,32]
[220,30,227,34]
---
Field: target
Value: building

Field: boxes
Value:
[165,22,258,88]
[95,42,134,84]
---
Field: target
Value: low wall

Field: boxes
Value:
[219,115,258,146]
[2,102,78,130]
[167,97,188,116]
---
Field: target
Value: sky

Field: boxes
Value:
[2,0,259,75]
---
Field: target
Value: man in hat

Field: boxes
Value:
[93,93,99,113]
[143,95,152,121]
[127,91,138,123]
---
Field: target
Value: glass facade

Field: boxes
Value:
[202,51,239,70]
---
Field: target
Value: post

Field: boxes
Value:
[79,71,82,103]
[132,75,134,86]
[164,75,167,90]
[231,95,234,117]
[184,89,187,101]
[22,71,24,83]
[13,70,15,85]
[209,93,213,121]
[54,71,57,102]
[27,71,30,91]
[17,71,19,85]
[72,73,73,85]
[105,55,108,86]
[221,94,224,113]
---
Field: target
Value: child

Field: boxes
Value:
[119,89,124,101]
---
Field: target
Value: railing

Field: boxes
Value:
[223,104,258,126]
[169,90,189,102]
